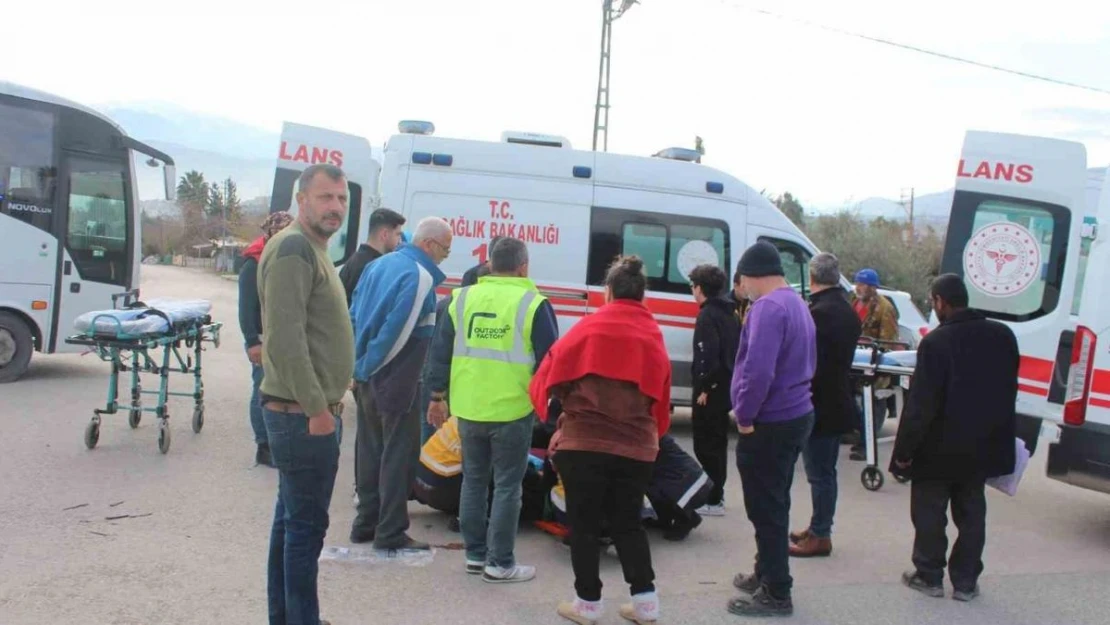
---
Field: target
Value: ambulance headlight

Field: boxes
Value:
[399,120,435,135]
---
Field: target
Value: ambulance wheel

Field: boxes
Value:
[128,409,142,429]
[894,474,911,484]
[158,420,172,454]
[84,420,100,450]
[861,467,884,491]
[191,404,204,433]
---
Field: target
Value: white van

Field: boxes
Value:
[268,121,827,405]
[938,130,1110,495]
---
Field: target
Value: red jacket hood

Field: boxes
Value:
[243,236,266,262]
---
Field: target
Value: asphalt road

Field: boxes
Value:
[1,264,1108,625]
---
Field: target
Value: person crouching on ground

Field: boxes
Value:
[728,241,816,618]
[789,253,861,558]
[531,255,671,625]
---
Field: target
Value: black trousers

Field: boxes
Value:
[692,385,731,505]
[735,414,813,599]
[910,478,987,591]
[559,450,656,602]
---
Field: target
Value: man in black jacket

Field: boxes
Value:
[891,274,1018,602]
[461,236,505,287]
[688,264,741,516]
[790,253,861,557]
[338,208,406,305]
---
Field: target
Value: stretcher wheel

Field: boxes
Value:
[158,421,172,454]
[856,466,883,490]
[128,409,142,429]
[894,474,911,484]
[84,420,100,450]
[861,467,884,491]
[192,404,205,433]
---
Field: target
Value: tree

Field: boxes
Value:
[176,170,209,246]
[773,192,806,229]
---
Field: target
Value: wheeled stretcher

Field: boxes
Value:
[851,340,916,491]
[65,297,222,454]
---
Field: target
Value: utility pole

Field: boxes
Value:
[593,1,639,152]
[899,187,915,241]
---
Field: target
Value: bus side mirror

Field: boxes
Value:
[164,164,177,202]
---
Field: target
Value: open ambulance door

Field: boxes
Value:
[1068,167,1110,430]
[269,122,380,266]
[938,131,1087,446]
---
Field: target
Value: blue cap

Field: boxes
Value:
[854,268,880,287]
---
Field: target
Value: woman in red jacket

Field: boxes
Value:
[531,255,671,625]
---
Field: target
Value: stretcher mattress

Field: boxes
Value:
[853,349,917,369]
[73,298,213,338]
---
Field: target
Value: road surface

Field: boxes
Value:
[1,265,1107,625]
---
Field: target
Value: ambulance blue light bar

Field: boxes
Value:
[399,120,435,135]
[432,154,453,166]
[412,152,433,164]
[706,182,724,194]
[573,166,592,179]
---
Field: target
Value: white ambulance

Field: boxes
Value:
[268,121,827,405]
[938,130,1110,495]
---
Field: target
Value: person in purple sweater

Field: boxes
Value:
[726,240,816,618]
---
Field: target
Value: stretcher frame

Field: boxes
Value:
[851,339,914,491]
[65,311,222,454]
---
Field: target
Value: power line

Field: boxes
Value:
[711,0,1110,96]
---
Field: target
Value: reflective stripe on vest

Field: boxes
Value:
[452,288,538,367]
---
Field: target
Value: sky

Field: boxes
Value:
[4,0,1109,208]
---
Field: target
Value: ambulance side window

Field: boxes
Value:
[587,206,729,294]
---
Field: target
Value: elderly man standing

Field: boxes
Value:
[427,238,559,584]
[348,217,452,551]
[258,164,354,625]
[892,274,1018,602]
[727,241,816,618]
[789,253,861,558]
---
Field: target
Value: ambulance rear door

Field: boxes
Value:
[938,130,1087,428]
[269,122,380,266]
[386,135,594,332]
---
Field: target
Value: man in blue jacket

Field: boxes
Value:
[348,216,452,551]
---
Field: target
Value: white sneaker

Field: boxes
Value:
[620,591,660,623]
[482,563,536,584]
[558,597,603,624]
[697,503,726,517]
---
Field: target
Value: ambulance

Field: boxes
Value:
[938,130,1110,495]
[268,121,827,405]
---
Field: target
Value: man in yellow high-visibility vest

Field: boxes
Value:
[426,237,559,584]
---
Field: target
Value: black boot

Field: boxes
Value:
[255,443,274,467]
[727,586,793,617]
[663,511,702,541]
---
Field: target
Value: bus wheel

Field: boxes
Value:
[0,312,33,383]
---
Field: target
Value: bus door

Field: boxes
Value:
[52,154,134,352]
[938,130,1087,427]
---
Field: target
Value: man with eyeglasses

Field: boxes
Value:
[348,216,452,550]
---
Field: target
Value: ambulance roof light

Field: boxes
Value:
[399,120,435,135]
[501,131,571,149]
[653,147,702,162]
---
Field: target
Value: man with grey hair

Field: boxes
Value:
[348,216,452,550]
[258,163,354,624]
[426,237,559,583]
[789,252,862,558]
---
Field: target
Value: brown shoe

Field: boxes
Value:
[789,535,832,557]
[789,528,810,544]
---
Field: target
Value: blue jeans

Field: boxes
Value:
[458,414,535,568]
[250,364,267,444]
[265,408,342,625]
[736,413,814,599]
[802,434,841,538]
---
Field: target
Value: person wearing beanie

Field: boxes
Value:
[727,240,816,618]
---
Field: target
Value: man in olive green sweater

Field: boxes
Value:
[258,163,354,625]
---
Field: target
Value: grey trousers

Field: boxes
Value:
[353,380,421,549]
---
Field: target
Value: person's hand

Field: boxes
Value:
[737,423,755,435]
[308,411,336,436]
[247,344,262,365]
[348,379,356,392]
[696,392,708,406]
[427,399,448,429]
